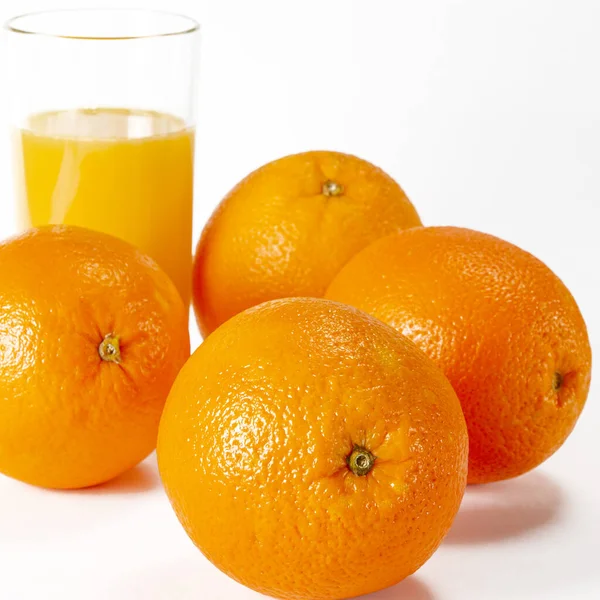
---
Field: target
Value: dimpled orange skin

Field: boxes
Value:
[192,150,422,337]
[325,226,592,484]
[158,298,468,600]
[0,225,190,489]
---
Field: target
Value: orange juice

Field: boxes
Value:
[15,108,194,306]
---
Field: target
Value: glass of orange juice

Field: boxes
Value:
[5,9,200,306]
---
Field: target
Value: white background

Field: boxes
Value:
[1,1,599,599]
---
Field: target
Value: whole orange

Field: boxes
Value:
[0,225,190,489]
[158,297,467,600]
[192,150,421,336]
[326,226,592,484]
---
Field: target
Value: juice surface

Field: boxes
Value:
[15,108,194,306]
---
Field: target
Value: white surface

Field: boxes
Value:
[0,1,599,599]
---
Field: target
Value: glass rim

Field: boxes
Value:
[4,8,200,41]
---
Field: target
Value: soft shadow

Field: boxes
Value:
[361,576,435,600]
[0,457,162,545]
[445,470,564,544]
[68,460,161,496]
[109,560,435,600]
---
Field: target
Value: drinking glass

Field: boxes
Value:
[5,9,200,306]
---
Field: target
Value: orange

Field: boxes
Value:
[326,226,592,484]
[158,297,468,600]
[192,150,421,336]
[0,225,190,489]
